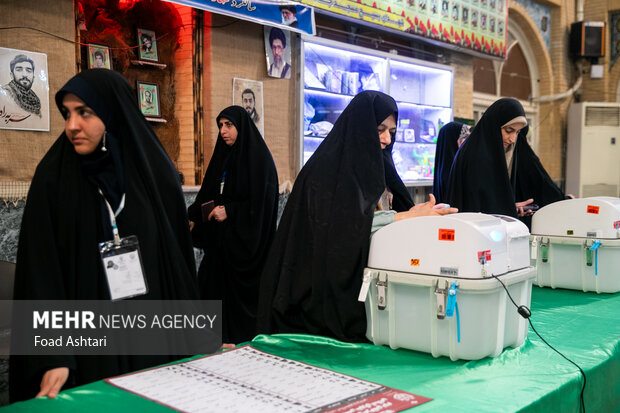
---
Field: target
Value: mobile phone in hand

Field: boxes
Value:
[521,204,539,212]
[201,200,215,222]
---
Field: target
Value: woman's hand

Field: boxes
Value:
[516,198,534,217]
[189,220,195,231]
[36,367,69,399]
[395,194,458,221]
[208,206,227,222]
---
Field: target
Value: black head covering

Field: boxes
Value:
[445,98,526,217]
[383,134,414,212]
[432,121,465,204]
[55,73,124,213]
[514,126,566,228]
[11,69,198,401]
[188,106,279,343]
[257,91,397,342]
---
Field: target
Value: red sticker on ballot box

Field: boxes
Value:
[477,250,492,262]
[614,221,620,229]
[438,229,455,241]
[587,205,600,214]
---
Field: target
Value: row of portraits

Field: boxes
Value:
[87,28,159,70]
[2,24,290,130]
[0,46,161,131]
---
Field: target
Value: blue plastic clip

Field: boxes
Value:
[589,240,601,276]
[445,281,461,343]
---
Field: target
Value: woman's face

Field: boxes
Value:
[218,117,238,146]
[501,122,526,149]
[62,93,105,155]
[377,114,396,149]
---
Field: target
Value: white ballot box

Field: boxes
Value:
[361,213,535,361]
[530,196,620,293]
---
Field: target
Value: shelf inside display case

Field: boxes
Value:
[395,103,452,145]
[389,60,452,108]
[304,42,387,95]
[301,38,454,184]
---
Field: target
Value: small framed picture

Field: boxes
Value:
[137,81,160,117]
[137,28,158,62]
[87,43,112,69]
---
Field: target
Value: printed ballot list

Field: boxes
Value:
[107,345,431,412]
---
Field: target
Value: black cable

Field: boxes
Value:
[528,318,586,413]
[490,273,586,413]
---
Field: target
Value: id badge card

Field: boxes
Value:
[99,235,148,301]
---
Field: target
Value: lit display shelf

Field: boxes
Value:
[301,37,453,183]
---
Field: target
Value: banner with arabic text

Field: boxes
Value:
[298,0,508,57]
[164,0,316,35]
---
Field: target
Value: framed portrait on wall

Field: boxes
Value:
[87,44,112,69]
[0,46,50,131]
[137,28,158,62]
[264,27,291,79]
[232,78,264,137]
[137,81,160,118]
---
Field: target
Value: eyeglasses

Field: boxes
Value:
[271,45,285,51]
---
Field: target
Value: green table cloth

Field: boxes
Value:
[3,286,619,412]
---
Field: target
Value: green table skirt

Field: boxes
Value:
[3,286,620,412]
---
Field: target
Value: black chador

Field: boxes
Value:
[433,121,466,204]
[189,106,279,344]
[445,98,526,217]
[10,69,199,402]
[257,91,401,342]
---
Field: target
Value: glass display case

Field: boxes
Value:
[301,38,453,185]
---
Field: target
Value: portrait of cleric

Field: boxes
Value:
[0,49,49,130]
[265,27,292,79]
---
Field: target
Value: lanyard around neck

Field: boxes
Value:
[98,189,126,245]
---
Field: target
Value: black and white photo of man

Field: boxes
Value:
[232,77,264,136]
[93,51,106,68]
[141,33,153,55]
[144,89,154,110]
[0,47,49,130]
[242,88,260,124]
[266,27,291,79]
[1,54,40,117]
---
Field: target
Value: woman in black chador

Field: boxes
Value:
[256,91,456,342]
[445,97,566,223]
[432,121,470,204]
[188,106,278,344]
[445,98,534,217]
[10,69,199,401]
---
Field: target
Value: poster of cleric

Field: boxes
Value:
[0,47,50,131]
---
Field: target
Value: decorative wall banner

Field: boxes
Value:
[513,0,551,52]
[0,47,50,131]
[163,0,316,36]
[297,0,509,58]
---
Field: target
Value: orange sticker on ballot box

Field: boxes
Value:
[438,229,455,241]
[587,205,600,214]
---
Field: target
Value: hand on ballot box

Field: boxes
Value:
[395,194,458,222]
